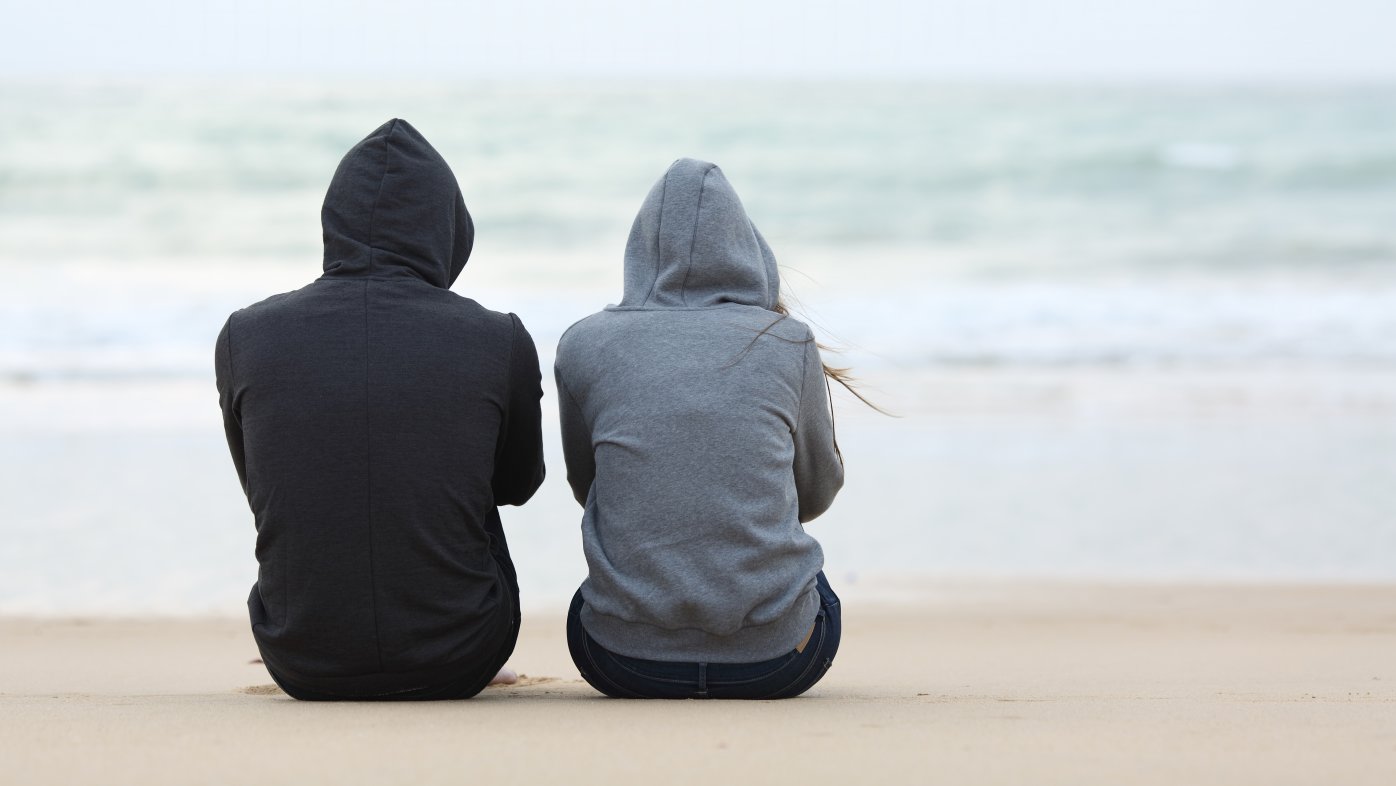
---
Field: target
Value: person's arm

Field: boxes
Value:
[554,365,595,507]
[492,314,546,506]
[214,316,249,498]
[792,334,844,523]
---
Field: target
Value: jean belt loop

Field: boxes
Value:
[697,662,708,698]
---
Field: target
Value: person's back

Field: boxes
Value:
[556,159,845,698]
[557,288,832,661]
[215,119,544,700]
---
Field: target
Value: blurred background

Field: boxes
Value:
[2,1,1394,614]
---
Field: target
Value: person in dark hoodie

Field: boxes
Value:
[554,159,846,699]
[215,119,544,701]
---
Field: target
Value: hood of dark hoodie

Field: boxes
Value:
[617,158,779,310]
[320,119,473,289]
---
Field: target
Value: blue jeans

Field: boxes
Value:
[566,572,841,699]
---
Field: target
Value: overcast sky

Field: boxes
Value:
[4,0,1393,81]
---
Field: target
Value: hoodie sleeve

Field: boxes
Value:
[492,314,546,507]
[214,316,249,498]
[555,364,595,507]
[793,335,844,523]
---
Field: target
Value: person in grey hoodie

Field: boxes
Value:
[555,158,845,699]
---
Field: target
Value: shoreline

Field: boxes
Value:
[4,581,1393,785]
[6,364,1396,616]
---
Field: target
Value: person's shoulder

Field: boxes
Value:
[442,290,508,319]
[557,309,613,347]
[773,312,815,343]
[431,290,522,334]
[224,287,306,329]
[722,304,813,344]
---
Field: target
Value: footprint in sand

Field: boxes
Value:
[490,674,560,688]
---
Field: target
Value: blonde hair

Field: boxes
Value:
[725,295,887,418]
[770,299,891,416]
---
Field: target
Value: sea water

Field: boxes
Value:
[2,80,1394,614]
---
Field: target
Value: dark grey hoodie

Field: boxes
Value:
[555,158,844,663]
[215,119,544,696]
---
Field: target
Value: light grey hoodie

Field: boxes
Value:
[555,158,844,662]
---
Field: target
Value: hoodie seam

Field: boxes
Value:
[639,170,670,308]
[316,273,443,286]
[793,328,814,435]
[602,304,754,313]
[362,280,385,672]
[363,119,399,277]
[677,164,717,307]
[555,372,593,436]
[495,313,520,481]
[223,314,238,398]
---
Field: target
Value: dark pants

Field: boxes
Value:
[268,629,516,701]
[268,513,520,701]
[566,572,841,699]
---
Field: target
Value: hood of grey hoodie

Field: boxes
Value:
[615,158,780,310]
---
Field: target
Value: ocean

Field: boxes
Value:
[3,80,1394,614]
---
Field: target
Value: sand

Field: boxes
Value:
[2,582,1393,785]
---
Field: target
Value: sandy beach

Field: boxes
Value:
[2,581,1393,785]
[5,49,1396,786]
